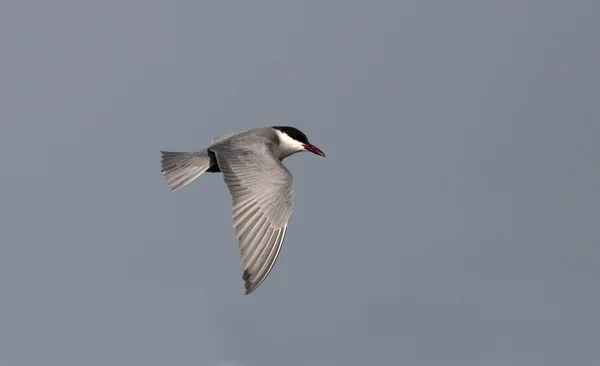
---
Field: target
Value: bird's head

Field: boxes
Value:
[272,126,326,159]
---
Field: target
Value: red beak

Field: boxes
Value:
[303,143,326,157]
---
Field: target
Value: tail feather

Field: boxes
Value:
[160,150,211,191]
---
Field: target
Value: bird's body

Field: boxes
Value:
[160,126,325,294]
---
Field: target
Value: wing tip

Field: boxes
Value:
[243,270,256,295]
[244,283,257,295]
[240,226,289,296]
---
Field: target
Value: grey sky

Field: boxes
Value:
[1,1,599,365]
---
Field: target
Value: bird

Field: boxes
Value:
[160,126,326,294]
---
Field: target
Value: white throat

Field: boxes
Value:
[274,129,305,160]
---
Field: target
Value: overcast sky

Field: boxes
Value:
[1,1,599,365]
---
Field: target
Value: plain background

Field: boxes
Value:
[1,1,599,365]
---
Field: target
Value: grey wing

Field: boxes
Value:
[210,130,248,145]
[212,142,294,295]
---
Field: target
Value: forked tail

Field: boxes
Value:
[160,150,211,191]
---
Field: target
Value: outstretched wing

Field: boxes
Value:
[212,142,294,294]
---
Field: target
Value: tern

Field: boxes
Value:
[160,126,325,294]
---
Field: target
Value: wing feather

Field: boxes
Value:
[211,138,294,294]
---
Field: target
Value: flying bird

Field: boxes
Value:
[160,126,326,294]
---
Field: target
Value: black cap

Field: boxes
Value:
[271,126,310,144]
